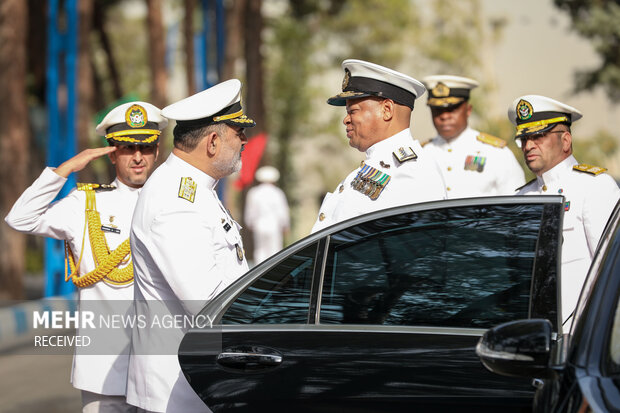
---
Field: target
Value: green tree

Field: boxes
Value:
[573,129,619,167]
[554,0,620,102]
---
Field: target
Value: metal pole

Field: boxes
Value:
[45,0,78,297]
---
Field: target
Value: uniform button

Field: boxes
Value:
[447,187,451,191]
[319,213,325,221]
[339,185,344,193]
[542,185,547,192]
[448,149,452,153]
[447,167,452,171]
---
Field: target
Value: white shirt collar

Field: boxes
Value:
[112,177,141,194]
[433,127,475,149]
[365,128,414,159]
[166,152,218,190]
[537,155,578,188]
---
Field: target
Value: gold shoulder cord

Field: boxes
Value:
[64,183,133,288]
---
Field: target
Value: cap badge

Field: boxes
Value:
[342,69,351,91]
[516,99,533,121]
[125,104,148,128]
[432,82,450,98]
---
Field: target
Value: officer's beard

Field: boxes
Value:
[213,149,242,177]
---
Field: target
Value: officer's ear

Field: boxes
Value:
[561,129,572,153]
[465,103,473,117]
[381,99,395,121]
[205,131,220,156]
[108,145,117,164]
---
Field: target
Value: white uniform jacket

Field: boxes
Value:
[127,153,248,412]
[244,183,290,263]
[4,167,137,396]
[423,127,525,198]
[312,128,447,233]
[518,155,620,327]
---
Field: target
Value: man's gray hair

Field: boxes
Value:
[173,122,227,152]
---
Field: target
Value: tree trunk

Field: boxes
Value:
[243,0,265,138]
[223,0,244,81]
[77,0,96,182]
[184,0,196,94]
[0,0,29,300]
[94,0,122,100]
[146,0,167,108]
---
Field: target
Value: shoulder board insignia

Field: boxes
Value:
[350,164,391,200]
[393,147,418,163]
[573,164,607,176]
[515,178,536,192]
[76,183,116,192]
[476,133,507,148]
[178,177,197,203]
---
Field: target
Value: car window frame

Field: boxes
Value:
[197,196,565,330]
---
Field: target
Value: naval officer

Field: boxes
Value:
[126,79,254,412]
[421,75,525,198]
[510,94,620,329]
[5,101,167,412]
[312,59,447,233]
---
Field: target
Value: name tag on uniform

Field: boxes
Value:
[101,225,121,234]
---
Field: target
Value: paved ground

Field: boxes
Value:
[0,345,80,412]
[0,275,80,411]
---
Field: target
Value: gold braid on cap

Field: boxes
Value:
[64,183,133,288]
[105,129,161,144]
[213,109,244,122]
[516,116,569,132]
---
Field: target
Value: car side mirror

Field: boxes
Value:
[476,319,554,379]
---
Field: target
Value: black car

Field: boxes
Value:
[477,200,620,412]
[179,196,566,412]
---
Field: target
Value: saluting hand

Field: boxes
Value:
[54,147,117,178]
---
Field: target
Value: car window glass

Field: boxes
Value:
[320,204,548,328]
[221,243,317,324]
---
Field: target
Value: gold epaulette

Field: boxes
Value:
[573,164,607,176]
[77,183,116,192]
[477,133,507,148]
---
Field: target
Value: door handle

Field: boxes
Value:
[216,351,283,370]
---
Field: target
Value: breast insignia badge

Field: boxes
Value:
[235,244,244,261]
[393,147,417,163]
[178,177,197,202]
[464,155,487,172]
[351,164,391,200]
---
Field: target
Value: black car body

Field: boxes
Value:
[179,196,566,412]
[477,200,620,412]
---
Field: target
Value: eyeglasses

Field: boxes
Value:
[515,130,566,148]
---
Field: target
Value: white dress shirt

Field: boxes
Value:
[312,128,447,233]
[127,153,248,412]
[424,127,525,198]
[4,167,138,396]
[518,155,620,327]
